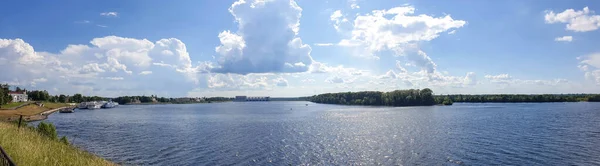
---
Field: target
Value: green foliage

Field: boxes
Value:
[10,119,32,129]
[435,94,600,103]
[60,136,69,145]
[0,84,12,105]
[442,97,453,105]
[72,94,83,103]
[310,88,436,106]
[36,121,58,140]
[58,94,67,103]
[27,90,51,101]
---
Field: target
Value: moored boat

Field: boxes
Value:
[101,101,119,109]
[86,102,102,109]
[78,102,88,109]
[59,108,74,113]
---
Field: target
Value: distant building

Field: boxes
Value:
[234,96,270,102]
[9,91,28,102]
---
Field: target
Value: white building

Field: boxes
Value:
[9,92,28,102]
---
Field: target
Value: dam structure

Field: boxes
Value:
[234,96,270,102]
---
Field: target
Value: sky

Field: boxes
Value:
[1,0,600,97]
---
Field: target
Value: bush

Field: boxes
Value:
[60,136,69,145]
[37,121,58,140]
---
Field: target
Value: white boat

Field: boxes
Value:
[101,101,119,109]
[78,102,88,109]
[86,101,102,109]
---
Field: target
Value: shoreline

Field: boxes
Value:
[22,106,75,122]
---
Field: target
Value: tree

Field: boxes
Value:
[58,95,67,103]
[72,94,83,103]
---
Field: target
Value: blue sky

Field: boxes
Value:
[1,0,600,97]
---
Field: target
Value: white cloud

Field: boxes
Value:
[301,79,315,83]
[210,0,314,74]
[463,72,477,85]
[97,25,108,28]
[485,74,513,84]
[102,77,124,80]
[485,74,512,80]
[349,0,360,9]
[578,53,600,85]
[396,60,408,73]
[331,6,463,72]
[325,76,345,84]
[378,70,397,79]
[341,6,466,53]
[314,43,334,46]
[76,20,91,24]
[139,71,153,75]
[579,53,600,68]
[554,36,573,42]
[206,73,273,90]
[545,7,600,32]
[330,10,349,32]
[448,30,456,34]
[0,36,203,97]
[273,77,288,87]
[100,12,118,17]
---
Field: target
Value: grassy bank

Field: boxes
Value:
[0,122,114,166]
[0,102,71,121]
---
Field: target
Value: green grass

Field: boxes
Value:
[0,122,115,166]
[0,102,27,109]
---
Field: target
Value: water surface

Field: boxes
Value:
[44,102,600,165]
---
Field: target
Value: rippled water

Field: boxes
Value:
[43,102,600,165]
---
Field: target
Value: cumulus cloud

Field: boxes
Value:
[273,77,288,87]
[331,6,463,73]
[554,36,573,42]
[211,0,314,74]
[545,7,600,32]
[341,6,466,53]
[206,73,273,90]
[330,10,349,32]
[578,53,600,84]
[100,12,118,17]
[0,36,202,97]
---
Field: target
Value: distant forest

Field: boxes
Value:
[439,94,600,103]
[309,88,441,106]
[308,89,600,106]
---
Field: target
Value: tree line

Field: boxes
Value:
[436,94,600,103]
[309,88,437,106]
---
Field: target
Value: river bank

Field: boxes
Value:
[0,122,115,165]
[0,103,73,122]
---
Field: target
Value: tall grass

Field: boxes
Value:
[0,122,115,166]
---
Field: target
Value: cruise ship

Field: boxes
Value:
[78,101,104,109]
[101,101,119,108]
[86,101,103,109]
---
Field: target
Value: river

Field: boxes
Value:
[43,101,600,165]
